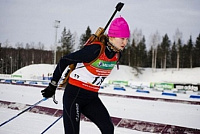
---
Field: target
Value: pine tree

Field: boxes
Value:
[147,47,153,68]
[160,34,171,70]
[119,46,129,65]
[181,44,188,68]
[137,36,147,67]
[156,45,162,68]
[194,34,200,67]
[187,36,193,68]
[59,27,75,57]
[79,26,92,48]
[176,39,182,70]
[171,42,177,68]
[129,38,136,67]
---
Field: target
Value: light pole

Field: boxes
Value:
[53,20,60,66]
[10,57,12,74]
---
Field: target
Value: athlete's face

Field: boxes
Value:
[109,37,128,51]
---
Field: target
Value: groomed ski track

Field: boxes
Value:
[0,100,200,133]
[0,83,200,133]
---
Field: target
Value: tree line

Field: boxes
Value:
[123,29,200,70]
[0,26,200,74]
[0,42,53,74]
[72,26,200,70]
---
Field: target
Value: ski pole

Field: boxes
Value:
[41,115,63,134]
[0,98,47,127]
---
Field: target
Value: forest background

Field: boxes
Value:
[0,26,200,74]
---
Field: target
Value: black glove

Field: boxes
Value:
[41,81,57,98]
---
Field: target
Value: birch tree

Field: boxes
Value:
[150,31,160,71]
[173,28,182,70]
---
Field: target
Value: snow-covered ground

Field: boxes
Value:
[10,64,200,84]
[0,108,142,134]
[0,84,200,134]
[0,64,200,133]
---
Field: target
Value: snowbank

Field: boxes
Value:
[12,64,200,84]
[13,64,55,80]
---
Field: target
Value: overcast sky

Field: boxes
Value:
[0,0,200,50]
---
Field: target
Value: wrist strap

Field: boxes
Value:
[50,81,57,86]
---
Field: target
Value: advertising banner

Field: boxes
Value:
[150,82,174,90]
[174,84,199,91]
[109,80,128,85]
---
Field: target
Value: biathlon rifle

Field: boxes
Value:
[84,2,124,45]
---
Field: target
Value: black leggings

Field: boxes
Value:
[63,83,114,134]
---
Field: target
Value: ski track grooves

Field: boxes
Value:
[1,83,200,133]
[0,100,200,133]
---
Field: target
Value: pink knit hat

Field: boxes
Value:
[108,16,130,38]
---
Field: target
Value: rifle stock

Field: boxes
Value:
[84,27,104,46]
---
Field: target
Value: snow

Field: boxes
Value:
[0,64,200,133]
[0,107,144,134]
[1,84,199,134]
[12,64,55,80]
[0,85,146,134]
[12,64,200,84]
